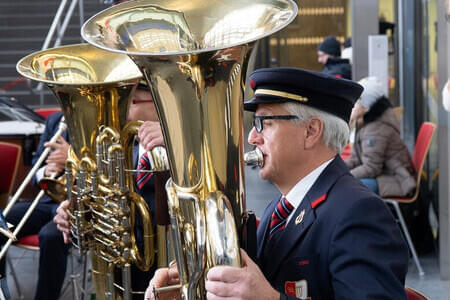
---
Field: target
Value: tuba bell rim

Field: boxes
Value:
[16,43,143,86]
[81,0,298,57]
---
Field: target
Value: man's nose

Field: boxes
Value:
[248,127,261,145]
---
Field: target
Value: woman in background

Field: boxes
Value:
[346,77,416,197]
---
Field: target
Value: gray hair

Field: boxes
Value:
[283,102,349,154]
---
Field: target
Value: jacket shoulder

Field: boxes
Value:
[46,111,63,124]
[323,173,383,211]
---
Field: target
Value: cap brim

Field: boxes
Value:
[244,97,289,112]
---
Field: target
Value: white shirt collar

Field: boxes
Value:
[138,143,146,158]
[285,157,334,224]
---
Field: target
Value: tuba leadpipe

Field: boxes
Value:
[82,1,297,299]
[16,43,169,300]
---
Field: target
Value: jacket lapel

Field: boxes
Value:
[263,156,349,281]
[257,199,278,259]
[263,196,316,281]
[62,130,69,142]
[55,113,70,142]
[132,140,139,169]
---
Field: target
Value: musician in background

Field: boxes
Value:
[147,68,409,300]
[54,81,166,299]
[0,111,70,300]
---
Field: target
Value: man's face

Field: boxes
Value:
[248,104,305,186]
[317,50,331,65]
[127,88,158,122]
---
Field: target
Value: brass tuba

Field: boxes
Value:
[82,1,297,298]
[17,43,169,300]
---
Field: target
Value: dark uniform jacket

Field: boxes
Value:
[322,58,352,80]
[257,156,408,299]
[132,143,158,298]
[32,111,69,204]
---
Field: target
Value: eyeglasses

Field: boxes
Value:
[253,115,299,132]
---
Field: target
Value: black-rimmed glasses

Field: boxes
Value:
[253,115,299,132]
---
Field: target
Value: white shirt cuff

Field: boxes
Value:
[35,166,46,182]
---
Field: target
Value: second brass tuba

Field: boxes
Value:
[83,1,297,299]
[17,43,169,300]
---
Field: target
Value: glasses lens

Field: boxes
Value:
[254,117,262,132]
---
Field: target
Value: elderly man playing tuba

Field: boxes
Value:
[147,68,409,300]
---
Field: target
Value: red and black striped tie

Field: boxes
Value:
[136,152,153,190]
[269,197,294,238]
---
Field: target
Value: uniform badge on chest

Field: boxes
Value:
[285,280,311,299]
[295,209,306,225]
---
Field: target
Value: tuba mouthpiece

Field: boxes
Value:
[244,148,264,168]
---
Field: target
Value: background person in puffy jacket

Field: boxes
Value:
[346,76,416,197]
[317,35,352,80]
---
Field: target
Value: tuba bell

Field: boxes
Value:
[82,1,297,299]
[17,43,169,300]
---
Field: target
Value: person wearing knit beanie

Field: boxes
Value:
[317,35,352,79]
[318,35,341,59]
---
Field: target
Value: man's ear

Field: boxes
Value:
[304,117,323,149]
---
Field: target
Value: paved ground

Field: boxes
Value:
[6,246,93,300]
[5,235,447,299]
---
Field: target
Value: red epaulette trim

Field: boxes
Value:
[311,193,327,209]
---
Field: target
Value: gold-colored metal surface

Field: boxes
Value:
[16,43,169,300]
[40,175,67,203]
[17,44,142,160]
[83,1,297,299]
[40,147,81,204]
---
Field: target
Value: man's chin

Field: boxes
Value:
[258,168,270,181]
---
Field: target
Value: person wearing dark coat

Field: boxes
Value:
[317,35,352,80]
[346,77,416,197]
[130,139,166,298]
[54,83,167,300]
[128,83,168,298]
[146,68,409,300]
[0,111,71,300]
